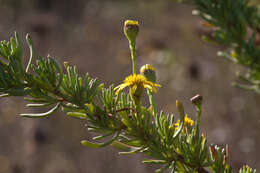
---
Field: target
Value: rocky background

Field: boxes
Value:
[0,0,259,172]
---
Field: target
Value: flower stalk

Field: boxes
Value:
[140,64,158,116]
[124,20,139,74]
[191,94,203,137]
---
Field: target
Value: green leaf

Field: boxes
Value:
[10,37,17,56]
[15,32,22,59]
[217,51,237,63]
[173,109,184,138]
[92,131,115,140]
[67,112,87,119]
[119,147,148,155]
[81,131,120,148]
[85,103,95,116]
[24,97,49,103]
[155,164,171,173]
[142,160,167,164]
[124,139,143,147]
[20,102,60,118]
[26,102,54,107]
[0,93,9,98]
[111,141,133,151]
[97,83,104,93]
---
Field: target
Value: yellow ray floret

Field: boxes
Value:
[124,20,139,26]
[114,74,161,95]
[173,115,194,130]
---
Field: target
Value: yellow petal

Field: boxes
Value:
[144,85,156,93]
[114,83,129,94]
[154,83,161,87]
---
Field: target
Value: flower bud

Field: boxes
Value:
[190,94,203,107]
[140,64,156,83]
[224,144,229,165]
[124,20,139,43]
[210,145,219,161]
[64,61,69,69]
[176,100,184,117]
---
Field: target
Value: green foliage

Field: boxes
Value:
[180,0,260,94]
[239,165,257,173]
[0,22,256,173]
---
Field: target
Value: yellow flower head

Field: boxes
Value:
[114,74,161,95]
[173,115,194,130]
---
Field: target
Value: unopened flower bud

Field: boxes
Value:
[140,64,156,83]
[210,145,219,161]
[64,61,69,69]
[124,20,139,43]
[176,100,184,117]
[224,144,229,165]
[190,94,203,106]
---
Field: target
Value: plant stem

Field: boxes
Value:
[195,104,202,136]
[129,40,137,74]
[147,90,157,116]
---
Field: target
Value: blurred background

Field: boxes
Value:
[0,0,259,172]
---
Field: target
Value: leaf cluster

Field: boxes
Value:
[0,32,256,173]
[180,0,260,94]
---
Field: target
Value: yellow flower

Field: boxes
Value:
[114,74,161,95]
[173,115,194,130]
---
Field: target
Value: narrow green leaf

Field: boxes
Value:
[173,102,185,138]
[20,102,60,118]
[26,34,34,73]
[81,131,120,148]
[26,102,54,107]
[81,140,104,149]
[142,160,167,164]
[67,112,87,119]
[0,93,9,98]
[10,37,16,56]
[119,147,147,155]
[124,139,143,147]
[24,97,48,103]
[217,51,237,63]
[97,83,104,93]
[85,103,95,115]
[92,131,114,140]
[15,32,22,58]
[111,141,132,151]
[155,164,170,173]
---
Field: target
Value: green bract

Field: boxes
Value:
[124,20,139,43]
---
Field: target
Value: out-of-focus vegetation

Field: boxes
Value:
[0,0,259,173]
[178,0,260,95]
